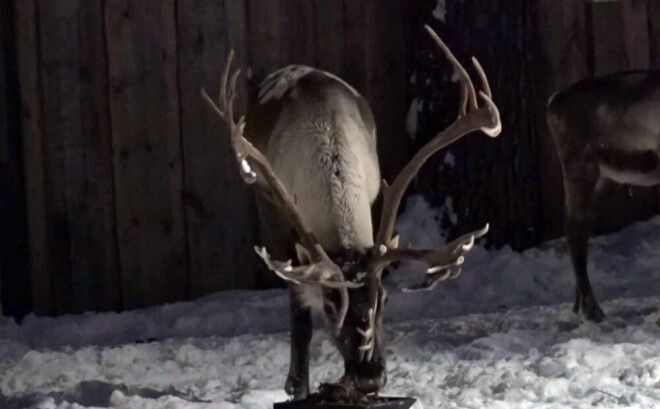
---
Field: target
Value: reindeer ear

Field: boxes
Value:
[295,242,312,264]
[389,234,400,248]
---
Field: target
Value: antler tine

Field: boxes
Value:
[459,82,469,117]
[424,25,477,111]
[470,57,501,137]
[472,57,492,99]
[401,267,461,293]
[219,49,234,112]
[227,69,241,115]
[201,88,225,119]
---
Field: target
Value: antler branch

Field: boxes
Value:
[369,25,501,290]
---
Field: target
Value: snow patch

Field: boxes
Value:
[4,200,660,408]
[442,151,455,168]
[406,99,422,139]
[432,0,447,22]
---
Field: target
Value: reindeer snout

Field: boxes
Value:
[349,361,387,393]
[353,370,386,393]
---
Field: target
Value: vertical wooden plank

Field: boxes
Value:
[1,1,8,316]
[0,0,31,318]
[15,0,51,314]
[535,0,590,240]
[371,0,408,182]
[586,0,629,74]
[37,0,77,314]
[586,0,657,233]
[177,0,263,296]
[622,0,650,69]
[38,0,121,314]
[105,0,187,309]
[247,0,315,76]
[286,0,315,64]
[649,0,660,68]
[312,0,343,73]
[73,0,122,311]
[341,0,376,96]
[649,1,660,208]
[247,0,289,84]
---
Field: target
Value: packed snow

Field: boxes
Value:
[2,195,660,409]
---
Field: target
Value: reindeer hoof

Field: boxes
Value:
[285,375,309,400]
[574,294,606,323]
[583,304,606,323]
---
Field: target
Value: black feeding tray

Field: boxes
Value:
[274,397,416,409]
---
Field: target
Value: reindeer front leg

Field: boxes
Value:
[286,285,313,399]
[563,161,605,322]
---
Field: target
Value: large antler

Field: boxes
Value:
[201,51,359,333]
[369,25,501,290]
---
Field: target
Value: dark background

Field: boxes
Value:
[1,0,659,319]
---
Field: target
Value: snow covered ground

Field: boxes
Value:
[2,196,660,409]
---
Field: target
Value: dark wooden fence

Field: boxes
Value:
[1,0,659,317]
[2,0,410,317]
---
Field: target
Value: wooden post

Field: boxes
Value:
[312,0,344,74]
[586,0,629,74]
[536,0,591,240]
[36,0,122,314]
[105,0,188,309]
[0,0,31,318]
[246,0,290,86]
[340,0,376,99]
[15,0,52,315]
[371,1,408,183]
[177,0,263,296]
[622,0,650,70]
[650,0,660,68]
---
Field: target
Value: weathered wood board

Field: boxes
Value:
[105,0,187,309]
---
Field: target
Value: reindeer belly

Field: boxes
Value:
[599,165,660,186]
[597,148,660,186]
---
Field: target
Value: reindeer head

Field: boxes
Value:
[202,25,500,395]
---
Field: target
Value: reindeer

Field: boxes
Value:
[547,70,660,322]
[202,26,501,399]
